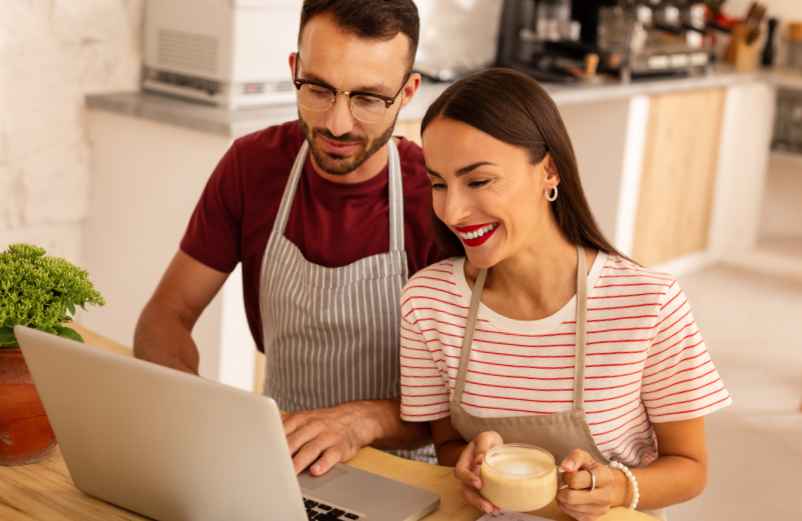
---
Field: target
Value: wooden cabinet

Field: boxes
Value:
[633,88,726,266]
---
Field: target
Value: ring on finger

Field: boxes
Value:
[587,469,597,492]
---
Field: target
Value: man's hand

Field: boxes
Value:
[283,402,379,476]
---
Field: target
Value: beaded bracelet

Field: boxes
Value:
[609,460,640,510]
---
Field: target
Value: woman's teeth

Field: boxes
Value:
[459,224,498,240]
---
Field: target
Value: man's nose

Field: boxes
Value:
[325,94,356,137]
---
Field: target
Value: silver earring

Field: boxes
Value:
[545,186,558,202]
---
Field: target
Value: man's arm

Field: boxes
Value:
[134,250,229,374]
[283,398,431,476]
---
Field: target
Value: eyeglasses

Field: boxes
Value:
[293,54,410,124]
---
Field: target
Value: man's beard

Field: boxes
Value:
[299,113,397,176]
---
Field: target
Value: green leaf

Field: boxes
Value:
[0,326,18,348]
[54,325,84,343]
[0,243,104,336]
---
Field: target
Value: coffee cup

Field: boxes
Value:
[479,443,559,512]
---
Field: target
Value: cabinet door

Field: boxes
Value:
[633,88,725,266]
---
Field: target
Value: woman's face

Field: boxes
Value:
[422,117,558,269]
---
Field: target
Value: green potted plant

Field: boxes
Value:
[0,243,104,465]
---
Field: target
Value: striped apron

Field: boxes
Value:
[258,138,434,462]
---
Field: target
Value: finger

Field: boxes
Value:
[557,496,608,519]
[309,446,344,476]
[559,448,597,473]
[463,485,500,515]
[474,431,502,453]
[286,421,326,455]
[563,469,594,490]
[557,502,592,521]
[471,432,503,471]
[564,467,615,493]
[292,433,338,475]
[455,442,481,487]
[282,411,310,436]
[557,487,609,507]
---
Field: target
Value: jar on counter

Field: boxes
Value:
[787,22,802,72]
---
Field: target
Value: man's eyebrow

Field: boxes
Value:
[426,161,498,178]
[297,72,389,94]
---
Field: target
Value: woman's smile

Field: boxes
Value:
[454,222,500,247]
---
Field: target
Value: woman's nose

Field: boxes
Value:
[441,187,471,227]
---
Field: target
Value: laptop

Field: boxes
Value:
[15,326,440,521]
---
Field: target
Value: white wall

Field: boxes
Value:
[0,1,144,263]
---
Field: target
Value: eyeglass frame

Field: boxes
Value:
[292,53,411,118]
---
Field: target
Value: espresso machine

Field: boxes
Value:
[496,0,596,83]
[496,0,712,82]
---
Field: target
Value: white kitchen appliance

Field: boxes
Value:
[143,0,302,108]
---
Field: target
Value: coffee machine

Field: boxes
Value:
[496,0,712,82]
[496,0,594,83]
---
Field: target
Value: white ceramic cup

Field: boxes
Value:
[479,443,559,512]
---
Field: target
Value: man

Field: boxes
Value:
[134,0,450,477]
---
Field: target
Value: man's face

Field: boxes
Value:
[293,14,414,176]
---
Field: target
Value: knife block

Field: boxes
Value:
[727,23,761,72]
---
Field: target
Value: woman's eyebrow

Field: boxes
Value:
[426,161,497,178]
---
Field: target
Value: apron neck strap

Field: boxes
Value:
[386,139,404,253]
[451,246,589,411]
[573,246,588,411]
[453,267,487,406]
[272,138,405,253]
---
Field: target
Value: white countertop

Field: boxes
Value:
[85,67,796,139]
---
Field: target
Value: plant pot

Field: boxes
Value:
[0,348,56,465]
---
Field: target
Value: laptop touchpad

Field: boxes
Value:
[298,464,348,490]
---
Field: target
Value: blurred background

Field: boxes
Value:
[1,2,801,518]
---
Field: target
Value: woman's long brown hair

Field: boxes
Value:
[421,67,629,261]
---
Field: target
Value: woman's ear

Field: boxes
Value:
[543,154,560,188]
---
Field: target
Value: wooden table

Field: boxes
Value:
[0,325,655,521]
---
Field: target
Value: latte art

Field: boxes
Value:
[480,444,558,512]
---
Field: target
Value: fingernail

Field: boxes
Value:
[311,464,320,475]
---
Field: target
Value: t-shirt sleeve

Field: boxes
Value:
[399,297,452,422]
[179,142,243,273]
[641,280,732,423]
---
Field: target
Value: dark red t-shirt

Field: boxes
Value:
[180,120,452,351]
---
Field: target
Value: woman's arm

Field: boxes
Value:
[558,417,708,519]
[617,417,708,509]
[430,416,468,466]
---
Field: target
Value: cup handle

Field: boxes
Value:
[557,468,569,490]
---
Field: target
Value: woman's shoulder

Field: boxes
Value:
[401,257,466,307]
[595,253,678,295]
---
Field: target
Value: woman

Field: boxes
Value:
[399,68,731,520]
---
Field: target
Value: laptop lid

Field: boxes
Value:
[15,325,307,521]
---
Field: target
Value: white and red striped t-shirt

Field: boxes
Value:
[399,251,732,467]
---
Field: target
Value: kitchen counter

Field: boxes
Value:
[85,66,790,139]
[0,325,657,521]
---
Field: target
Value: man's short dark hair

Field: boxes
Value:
[299,0,420,68]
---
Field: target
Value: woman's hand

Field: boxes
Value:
[557,449,623,521]
[454,430,504,514]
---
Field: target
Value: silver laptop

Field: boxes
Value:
[15,326,439,521]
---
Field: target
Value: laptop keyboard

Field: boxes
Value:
[303,497,361,520]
